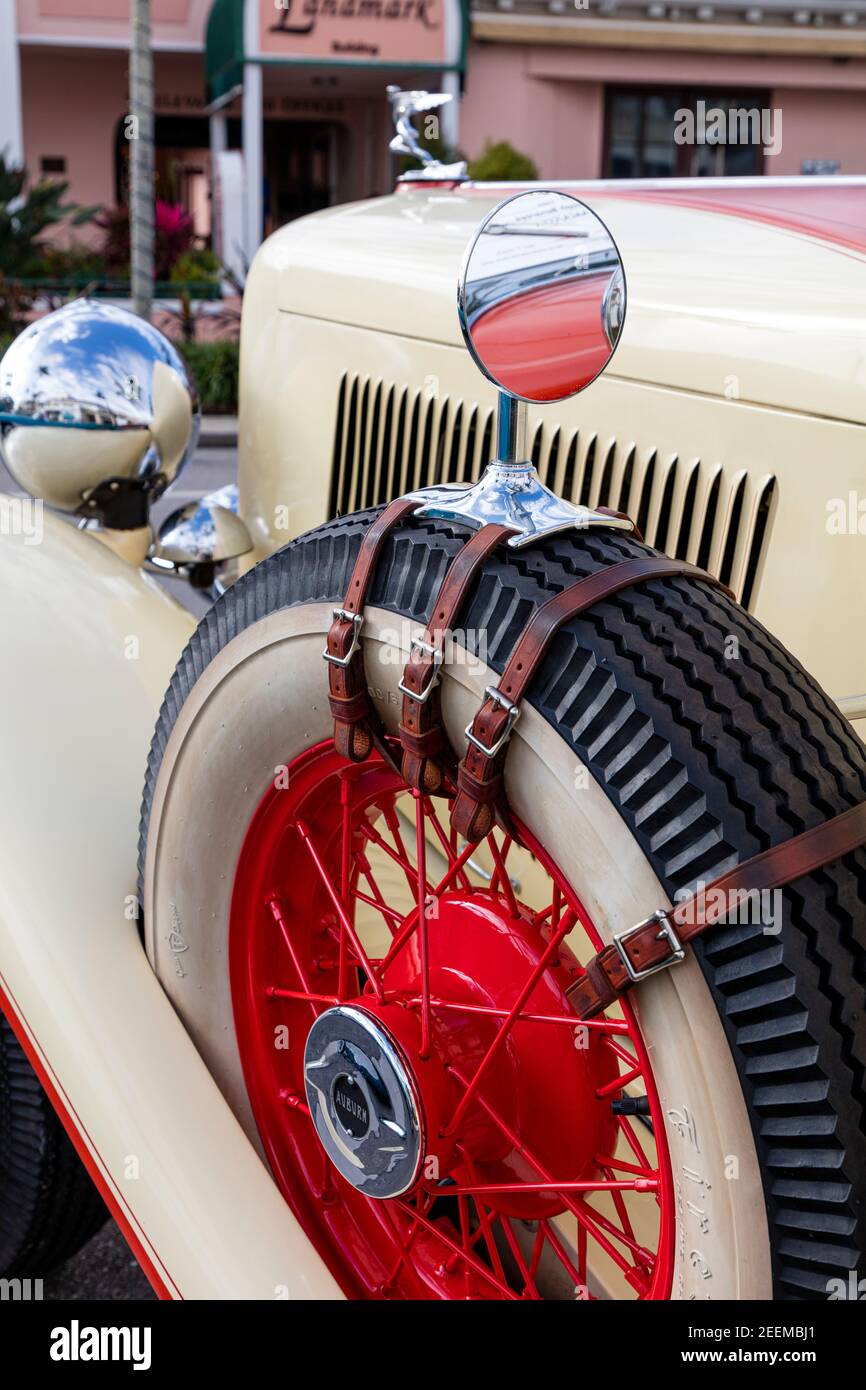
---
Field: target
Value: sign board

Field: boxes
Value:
[206,0,466,105]
[256,0,454,67]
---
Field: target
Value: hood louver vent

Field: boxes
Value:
[329,373,776,610]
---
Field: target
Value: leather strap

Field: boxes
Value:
[398,523,513,794]
[568,799,866,1019]
[325,498,417,762]
[452,557,732,842]
[597,506,644,542]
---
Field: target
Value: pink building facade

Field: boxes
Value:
[3,0,866,261]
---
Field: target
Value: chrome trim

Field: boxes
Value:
[151,484,252,568]
[322,609,363,668]
[397,637,444,703]
[602,266,626,349]
[303,1005,423,1200]
[407,456,634,549]
[464,685,521,757]
[613,910,686,984]
[836,693,866,722]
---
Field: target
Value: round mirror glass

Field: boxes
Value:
[458,190,626,404]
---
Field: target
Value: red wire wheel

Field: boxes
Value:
[230,740,675,1300]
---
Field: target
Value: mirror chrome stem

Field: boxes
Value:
[407,394,634,548]
[495,393,528,466]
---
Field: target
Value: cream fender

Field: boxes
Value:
[0,504,340,1300]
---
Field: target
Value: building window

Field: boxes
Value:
[604,88,769,178]
[40,156,67,176]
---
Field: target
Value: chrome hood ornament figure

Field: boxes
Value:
[387,86,467,181]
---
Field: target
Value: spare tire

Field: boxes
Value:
[139,509,866,1301]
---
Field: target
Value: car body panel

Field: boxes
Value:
[0,508,341,1300]
[263,181,866,423]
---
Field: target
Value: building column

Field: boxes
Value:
[242,1,263,267]
[0,0,24,168]
[210,111,227,158]
[440,70,460,154]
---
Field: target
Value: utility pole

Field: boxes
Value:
[129,0,154,322]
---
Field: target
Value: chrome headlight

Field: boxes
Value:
[0,300,199,528]
[148,483,252,593]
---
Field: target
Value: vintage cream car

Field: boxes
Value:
[0,155,864,1304]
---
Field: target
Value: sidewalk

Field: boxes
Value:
[199,415,238,448]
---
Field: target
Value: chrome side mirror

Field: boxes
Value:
[458,189,625,402]
[148,484,252,594]
[0,300,199,529]
[408,190,633,547]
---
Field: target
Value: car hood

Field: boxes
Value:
[259,179,866,427]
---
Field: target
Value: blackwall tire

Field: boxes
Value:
[140,509,866,1301]
[0,1013,107,1278]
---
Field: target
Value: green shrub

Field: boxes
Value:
[0,154,98,333]
[22,242,105,281]
[467,141,539,182]
[178,340,238,414]
[170,248,220,285]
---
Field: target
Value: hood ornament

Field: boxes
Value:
[387,86,468,182]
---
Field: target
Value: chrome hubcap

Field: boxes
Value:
[303,1005,423,1200]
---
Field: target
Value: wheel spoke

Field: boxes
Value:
[594,1153,659,1180]
[413,790,432,1059]
[602,1034,641,1068]
[599,1161,639,1248]
[487,832,519,919]
[540,1219,588,1294]
[423,1177,658,1197]
[267,985,340,1007]
[294,820,385,1000]
[596,1063,644,1099]
[455,1148,510,1288]
[338,775,356,998]
[422,797,471,889]
[498,1214,542,1300]
[571,1195,655,1266]
[378,838,478,972]
[394,1198,520,1299]
[445,1063,647,1278]
[616,1113,654,1171]
[352,883,405,927]
[266,894,320,1019]
[442,912,576,1137]
[396,994,620,1031]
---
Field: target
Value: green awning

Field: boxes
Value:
[206,0,244,105]
[205,0,468,104]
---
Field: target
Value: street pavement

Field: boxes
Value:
[2,432,237,1300]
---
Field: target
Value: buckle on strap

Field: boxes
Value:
[613,910,685,984]
[323,609,364,668]
[464,685,521,758]
[397,636,444,704]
